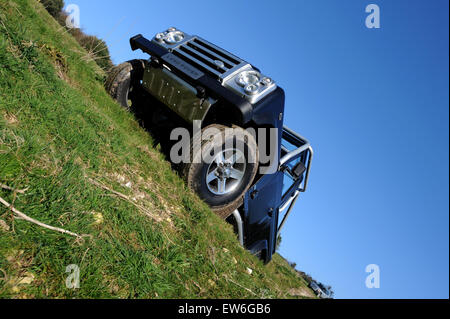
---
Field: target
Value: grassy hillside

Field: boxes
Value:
[0,0,314,298]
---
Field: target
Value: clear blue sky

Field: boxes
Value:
[66,0,449,298]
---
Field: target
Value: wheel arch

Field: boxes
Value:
[201,102,248,129]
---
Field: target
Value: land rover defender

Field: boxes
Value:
[105,28,313,263]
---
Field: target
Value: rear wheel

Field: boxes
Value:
[181,124,259,219]
[105,59,146,110]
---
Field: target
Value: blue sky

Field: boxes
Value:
[66,0,449,298]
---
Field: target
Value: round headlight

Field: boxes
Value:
[155,32,165,42]
[244,84,259,95]
[235,71,261,87]
[164,31,185,44]
[262,77,273,85]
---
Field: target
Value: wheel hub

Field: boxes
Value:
[206,149,246,195]
[217,163,232,178]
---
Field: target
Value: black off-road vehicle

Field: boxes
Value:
[106,28,313,263]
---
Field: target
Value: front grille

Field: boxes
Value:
[171,37,248,82]
[151,28,277,104]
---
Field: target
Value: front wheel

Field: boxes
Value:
[105,59,146,110]
[181,124,259,219]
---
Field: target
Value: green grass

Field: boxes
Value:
[0,0,314,299]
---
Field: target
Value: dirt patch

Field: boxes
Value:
[3,112,18,125]
[288,287,315,298]
[2,249,36,294]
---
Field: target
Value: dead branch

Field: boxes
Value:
[223,274,258,297]
[0,183,28,194]
[87,178,162,222]
[0,196,82,238]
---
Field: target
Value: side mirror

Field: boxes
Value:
[292,161,306,178]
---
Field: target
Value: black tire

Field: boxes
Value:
[181,124,259,219]
[105,59,146,110]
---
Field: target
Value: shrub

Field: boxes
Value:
[40,0,64,18]
[77,35,113,71]
[56,11,114,72]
